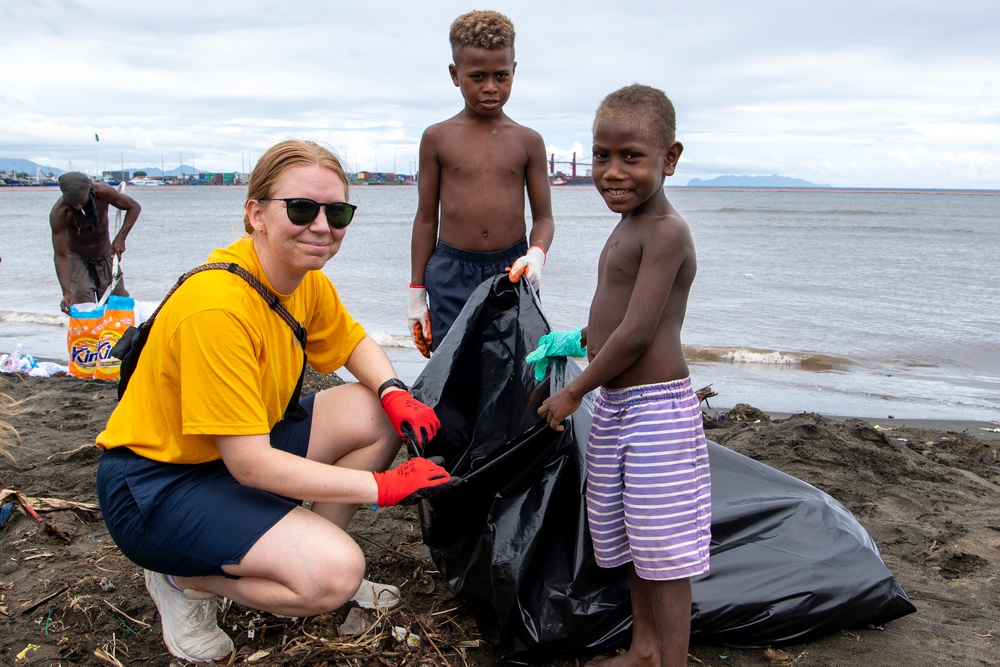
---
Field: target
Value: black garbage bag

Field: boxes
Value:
[412,275,915,660]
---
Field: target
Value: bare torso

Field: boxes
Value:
[430,113,534,251]
[50,194,114,258]
[587,201,696,388]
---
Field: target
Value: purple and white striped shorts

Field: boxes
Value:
[585,378,712,581]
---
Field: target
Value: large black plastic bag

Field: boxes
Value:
[412,275,915,660]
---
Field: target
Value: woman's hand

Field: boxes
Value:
[372,456,458,506]
[381,391,440,453]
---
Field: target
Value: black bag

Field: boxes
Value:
[111,263,308,421]
[412,275,915,660]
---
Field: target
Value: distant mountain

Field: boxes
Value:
[686,175,831,188]
[1,158,64,177]
[1,159,207,178]
[131,165,202,177]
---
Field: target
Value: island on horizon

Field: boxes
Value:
[685,174,831,188]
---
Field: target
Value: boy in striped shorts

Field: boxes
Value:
[536,84,711,667]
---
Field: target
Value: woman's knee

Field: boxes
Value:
[296,545,366,614]
[309,384,400,465]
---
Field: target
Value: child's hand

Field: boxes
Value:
[508,246,546,290]
[407,285,433,358]
[537,388,582,432]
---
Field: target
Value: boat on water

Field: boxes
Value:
[128,177,164,187]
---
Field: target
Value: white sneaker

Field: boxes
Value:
[144,570,234,662]
[350,578,401,610]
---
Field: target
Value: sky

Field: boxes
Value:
[2,1,998,189]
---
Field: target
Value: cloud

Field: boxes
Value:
[1,0,998,188]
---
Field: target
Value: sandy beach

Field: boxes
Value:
[1,369,997,666]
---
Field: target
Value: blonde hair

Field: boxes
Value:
[449,10,515,62]
[243,140,350,234]
[594,84,677,150]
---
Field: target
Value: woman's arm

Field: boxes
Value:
[217,434,379,504]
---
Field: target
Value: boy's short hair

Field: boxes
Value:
[594,84,677,150]
[449,10,515,62]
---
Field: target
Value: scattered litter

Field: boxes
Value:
[391,626,421,647]
[15,644,40,662]
[873,424,896,431]
[980,428,1000,433]
[0,344,68,377]
[0,490,42,522]
[246,650,271,662]
[338,607,370,637]
[99,577,116,592]
[0,501,15,528]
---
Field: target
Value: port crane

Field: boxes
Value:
[549,152,591,178]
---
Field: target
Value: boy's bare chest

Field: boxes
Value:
[599,228,643,278]
[440,133,526,176]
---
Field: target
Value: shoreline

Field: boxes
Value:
[2,371,999,666]
[704,407,1000,442]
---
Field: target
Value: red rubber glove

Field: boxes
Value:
[381,390,440,452]
[373,456,454,506]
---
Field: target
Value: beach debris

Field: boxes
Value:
[0,344,67,377]
[99,577,116,592]
[980,427,1000,433]
[391,625,421,647]
[338,607,371,636]
[44,521,73,543]
[726,403,771,422]
[695,383,718,406]
[0,490,42,522]
[20,585,69,614]
[0,489,98,516]
[15,643,40,662]
[0,501,15,528]
[763,647,798,664]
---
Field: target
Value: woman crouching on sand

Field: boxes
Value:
[95,139,452,663]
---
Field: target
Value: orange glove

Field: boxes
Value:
[408,285,433,358]
[508,246,546,290]
[372,456,456,506]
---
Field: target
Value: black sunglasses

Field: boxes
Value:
[260,198,357,229]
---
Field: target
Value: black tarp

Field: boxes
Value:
[412,275,915,661]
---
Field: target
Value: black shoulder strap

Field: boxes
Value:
[116,262,309,421]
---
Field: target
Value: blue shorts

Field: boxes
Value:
[96,394,316,578]
[424,239,528,351]
[585,379,712,581]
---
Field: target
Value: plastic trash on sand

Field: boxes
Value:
[411,275,915,661]
[0,344,67,377]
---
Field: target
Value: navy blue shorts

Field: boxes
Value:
[424,239,528,351]
[96,394,316,578]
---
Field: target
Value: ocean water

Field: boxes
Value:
[1,185,998,421]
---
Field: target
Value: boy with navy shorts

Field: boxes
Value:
[408,9,554,356]
[536,85,711,667]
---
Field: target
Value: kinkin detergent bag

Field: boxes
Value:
[67,296,136,381]
[94,296,135,381]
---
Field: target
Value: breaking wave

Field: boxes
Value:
[685,345,852,371]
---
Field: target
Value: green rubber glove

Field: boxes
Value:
[526,327,587,382]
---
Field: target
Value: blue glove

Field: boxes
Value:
[526,327,587,382]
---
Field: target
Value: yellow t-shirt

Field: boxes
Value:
[96,237,366,463]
